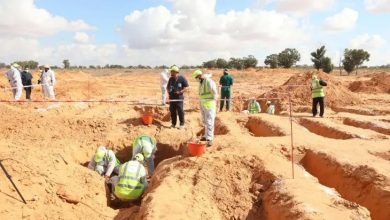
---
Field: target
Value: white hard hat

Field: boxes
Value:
[43,64,50,68]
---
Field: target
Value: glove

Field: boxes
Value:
[175,91,183,95]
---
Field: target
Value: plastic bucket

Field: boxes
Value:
[187,142,206,156]
[142,114,153,125]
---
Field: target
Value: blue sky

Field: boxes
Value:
[1,0,389,66]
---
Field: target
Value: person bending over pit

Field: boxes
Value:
[266,101,275,115]
[248,98,261,114]
[311,75,327,117]
[132,135,157,176]
[108,153,148,202]
[88,146,121,180]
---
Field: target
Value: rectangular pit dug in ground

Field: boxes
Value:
[298,118,356,140]
[301,150,390,220]
[241,116,286,137]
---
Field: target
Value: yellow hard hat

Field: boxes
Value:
[312,75,318,80]
[94,147,107,163]
[170,65,179,73]
[192,69,202,79]
[134,153,144,162]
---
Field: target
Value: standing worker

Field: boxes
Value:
[219,68,233,112]
[5,63,23,101]
[108,153,148,202]
[248,97,261,114]
[88,146,121,180]
[132,135,157,176]
[166,65,189,129]
[40,65,56,100]
[192,69,218,147]
[160,69,169,106]
[21,67,33,100]
[266,101,275,115]
[311,75,327,117]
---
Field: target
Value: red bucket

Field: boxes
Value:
[142,114,153,125]
[187,142,206,156]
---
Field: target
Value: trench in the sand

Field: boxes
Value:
[240,117,286,137]
[300,150,390,220]
[298,118,356,139]
[196,117,230,137]
[343,118,390,135]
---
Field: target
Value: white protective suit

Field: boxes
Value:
[160,69,169,105]
[40,69,56,100]
[199,76,218,141]
[5,67,23,100]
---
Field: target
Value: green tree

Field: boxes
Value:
[14,60,39,69]
[322,57,333,73]
[342,49,370,74]
[311,46,326,71]
[264,54,279,68]
[63,59,70,69]
[278,48,301,68]
[243,55,258,68]
[227,57,244,70]
[203,59,217,68]
[216,58,228,68]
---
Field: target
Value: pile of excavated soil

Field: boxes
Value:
[117,153,276,220]
[259,71,362,112]
[349,72,390,93]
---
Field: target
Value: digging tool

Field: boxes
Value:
[0,160,27,204]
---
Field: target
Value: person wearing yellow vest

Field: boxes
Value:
[248,98,261,114]
[88,146,121,180]
[311,75,327,117]
[108,153,148,202]
[132,135,157,176]
[192,70,218,147]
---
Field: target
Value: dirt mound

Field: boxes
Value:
[123,153,276,220]
[259,71,362,112]
[349,72,390,93]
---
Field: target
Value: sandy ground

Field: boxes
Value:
[0,68,389,220]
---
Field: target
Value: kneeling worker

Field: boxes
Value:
[88,146,121,179]
[132,135,157,176]
[248,98,261,114]
[109,154,148,202]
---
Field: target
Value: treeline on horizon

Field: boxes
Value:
[1,46,389,74]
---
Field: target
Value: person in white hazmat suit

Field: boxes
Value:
[40,65,56,100]
[192,70,218,147]
[5,63,23,100]
[160,69,169,105]
[88,146,121,180]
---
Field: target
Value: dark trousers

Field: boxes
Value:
[25,87,31,100]
[312,97,324,117]
[220,91,231,111]
[169,101,184,126]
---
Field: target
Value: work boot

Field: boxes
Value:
[170,124,175,129]
[200,137,207,141]
[207,140,213,147]
[179,125,185,130]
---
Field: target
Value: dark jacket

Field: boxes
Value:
[21,71,33,86]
